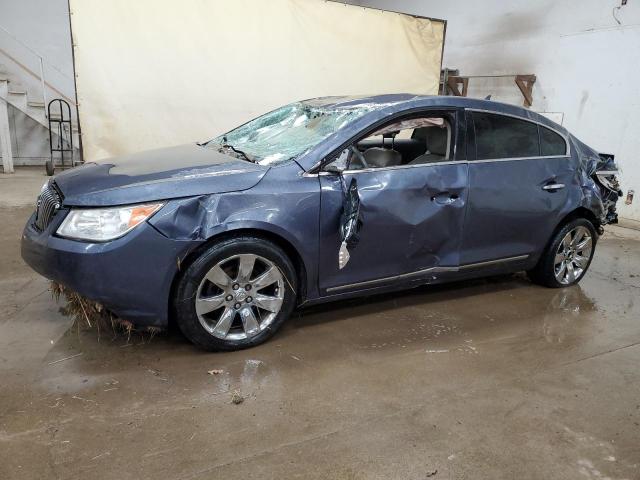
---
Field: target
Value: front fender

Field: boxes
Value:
[148,169,321,299]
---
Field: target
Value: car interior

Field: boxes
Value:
[340,114,454,170]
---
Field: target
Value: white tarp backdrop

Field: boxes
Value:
[68,0,445,161]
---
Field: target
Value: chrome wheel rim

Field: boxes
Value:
[196,254,284,340]
[554,226,593,285]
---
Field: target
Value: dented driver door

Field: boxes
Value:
[317,160,469,296]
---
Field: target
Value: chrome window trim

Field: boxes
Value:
[467,108,571,158]
[302,153,572,177]
[326,254,530,293]
[302,160,467,177]
[471,155,569,164]
[343,159,464,175]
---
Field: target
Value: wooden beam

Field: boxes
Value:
[515,74,536,107]
[0,80,14,174]
[447,76,469,97]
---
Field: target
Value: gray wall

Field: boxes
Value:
[0,0,75,166]
[0,0,74,96]
[2,0,640,224]
[352,0,640,225]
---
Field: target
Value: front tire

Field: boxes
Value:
[528,218,597,288]
[174,236,297,351]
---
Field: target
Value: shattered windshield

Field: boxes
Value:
[206,101,382,166]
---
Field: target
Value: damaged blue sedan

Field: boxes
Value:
[21,95,621,350]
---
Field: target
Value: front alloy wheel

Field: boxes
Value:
[174,236,297,351]
[196,254,284,340]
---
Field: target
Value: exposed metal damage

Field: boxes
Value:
[338,178,362,269]
[572,138,622,228]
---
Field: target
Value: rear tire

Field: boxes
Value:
[527,218,597,288]
[174,236,297,351]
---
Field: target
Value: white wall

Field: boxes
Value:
[68,0,444,161]
[352,0,640,224]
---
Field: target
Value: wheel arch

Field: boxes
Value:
[168,226,309,324]
[528,207,599,287]
[534,206,600,266]
[557,207,601,234]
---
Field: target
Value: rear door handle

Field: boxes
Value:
[542,183,565,191]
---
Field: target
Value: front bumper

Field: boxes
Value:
[21,209,201,327]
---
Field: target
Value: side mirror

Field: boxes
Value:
[323,147,350,175]
[324,163,345,175]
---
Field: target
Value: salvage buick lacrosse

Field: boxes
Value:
[22,95,621,350]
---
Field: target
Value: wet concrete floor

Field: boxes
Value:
[1,176,639,479]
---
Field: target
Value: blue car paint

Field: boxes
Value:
[318,162,469,293]
[149,161,321,300]
[21,95,615,328]
[54,144,270,206]
[316,107,468,294]
[21,209,200,326]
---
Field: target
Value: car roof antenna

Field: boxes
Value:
[484,95,492,100]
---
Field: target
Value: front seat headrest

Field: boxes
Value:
[362,148,402,168]
[408,126,450,165]
[422,127,448,156]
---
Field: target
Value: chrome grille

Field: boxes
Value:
[34,183,62,231]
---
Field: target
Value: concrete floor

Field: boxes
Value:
[1,167,639,479]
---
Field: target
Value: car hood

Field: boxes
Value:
[54,144,270,206]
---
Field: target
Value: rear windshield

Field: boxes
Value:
[206,101,382,166]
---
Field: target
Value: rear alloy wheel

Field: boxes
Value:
[528,218,597,288]
[174,237,297,351]
[553,226,593,285]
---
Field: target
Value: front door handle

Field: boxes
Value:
[431,192,459,205]
[542,183,565,191]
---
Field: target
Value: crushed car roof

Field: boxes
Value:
[302,94,568,134]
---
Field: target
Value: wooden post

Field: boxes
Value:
[0,79,14,174]
[515,74,536,107]
[446,76,469,97]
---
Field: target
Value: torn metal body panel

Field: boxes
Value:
[570,141,622,226]
[21,95,620,332]
[319,162,468,293]
[337,178,362,269]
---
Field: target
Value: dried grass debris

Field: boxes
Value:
[50,281,163,342]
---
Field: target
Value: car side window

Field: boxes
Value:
[472,112,540,160]
[539,125,567,156]
[324,114,454,172]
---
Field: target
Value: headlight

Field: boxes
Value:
[57,203,163,241]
